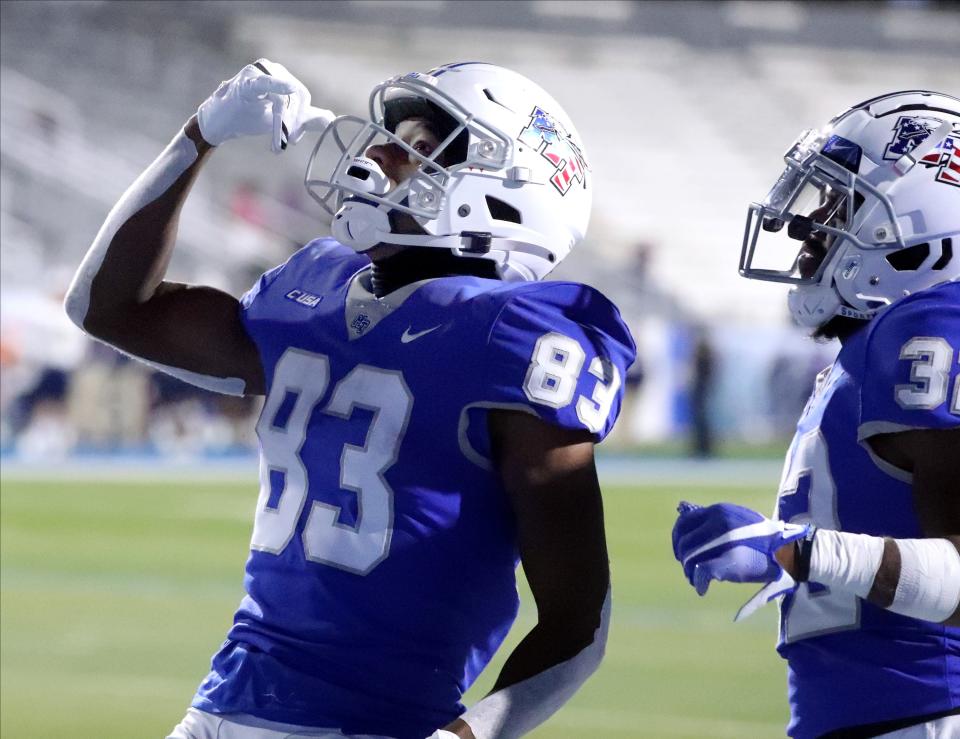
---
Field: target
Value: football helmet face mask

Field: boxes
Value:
[740,90,959,328]
[305,62,591,282]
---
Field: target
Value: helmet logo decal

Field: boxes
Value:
[882,115,942,160]
[883,116,958,186]
[933,138,960,186]
[519,106,588,195]
[918,133,960,187]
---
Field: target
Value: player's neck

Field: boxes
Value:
[370,247,498,297]
[813,315,867,345]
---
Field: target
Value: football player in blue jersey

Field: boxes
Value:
[672,91,960,738]
[64,59,635,739]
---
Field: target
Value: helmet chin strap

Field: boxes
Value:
[371,229,464,249]
[788,283,843,327]
[333,199,557,286]
[789,283,876,328]
[331,200,457,251]
[789,239,881,328]
[334,198,500,253]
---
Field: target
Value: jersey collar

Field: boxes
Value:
[343,267,436,340]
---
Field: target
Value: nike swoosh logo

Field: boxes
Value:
[400,325,442,343]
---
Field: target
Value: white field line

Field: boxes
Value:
[0,457,259,482]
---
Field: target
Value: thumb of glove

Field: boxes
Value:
[286,105,336,144]
[734,568,798,622]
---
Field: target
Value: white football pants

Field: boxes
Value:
[167,708,395,739]
[876,714,960,739]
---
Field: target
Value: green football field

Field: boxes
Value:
[1,471,788,738]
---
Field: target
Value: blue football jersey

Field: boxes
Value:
[774,281,960,738]
[190,239,636,738]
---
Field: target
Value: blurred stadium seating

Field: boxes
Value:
[1,0,958,458]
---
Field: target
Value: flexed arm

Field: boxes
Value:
[64,60,333,396]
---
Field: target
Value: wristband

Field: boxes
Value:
[795,526,817,583]
[809,529,885,599]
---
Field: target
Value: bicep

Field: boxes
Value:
[84,281,265,396]
[868,428,960,536]
[489,410,609,633]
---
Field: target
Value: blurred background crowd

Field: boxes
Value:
[1,0,957,463]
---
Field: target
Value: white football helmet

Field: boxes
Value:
[740,90,959,328]
[304,62,591,281]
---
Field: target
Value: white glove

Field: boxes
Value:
[197,58,334,153]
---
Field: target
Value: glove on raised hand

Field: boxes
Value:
[197,59,334,153]
[672,501,809,621]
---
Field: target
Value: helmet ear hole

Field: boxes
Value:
[886,243,930,271]
[932,238,953,270]
[485,196,521,224]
